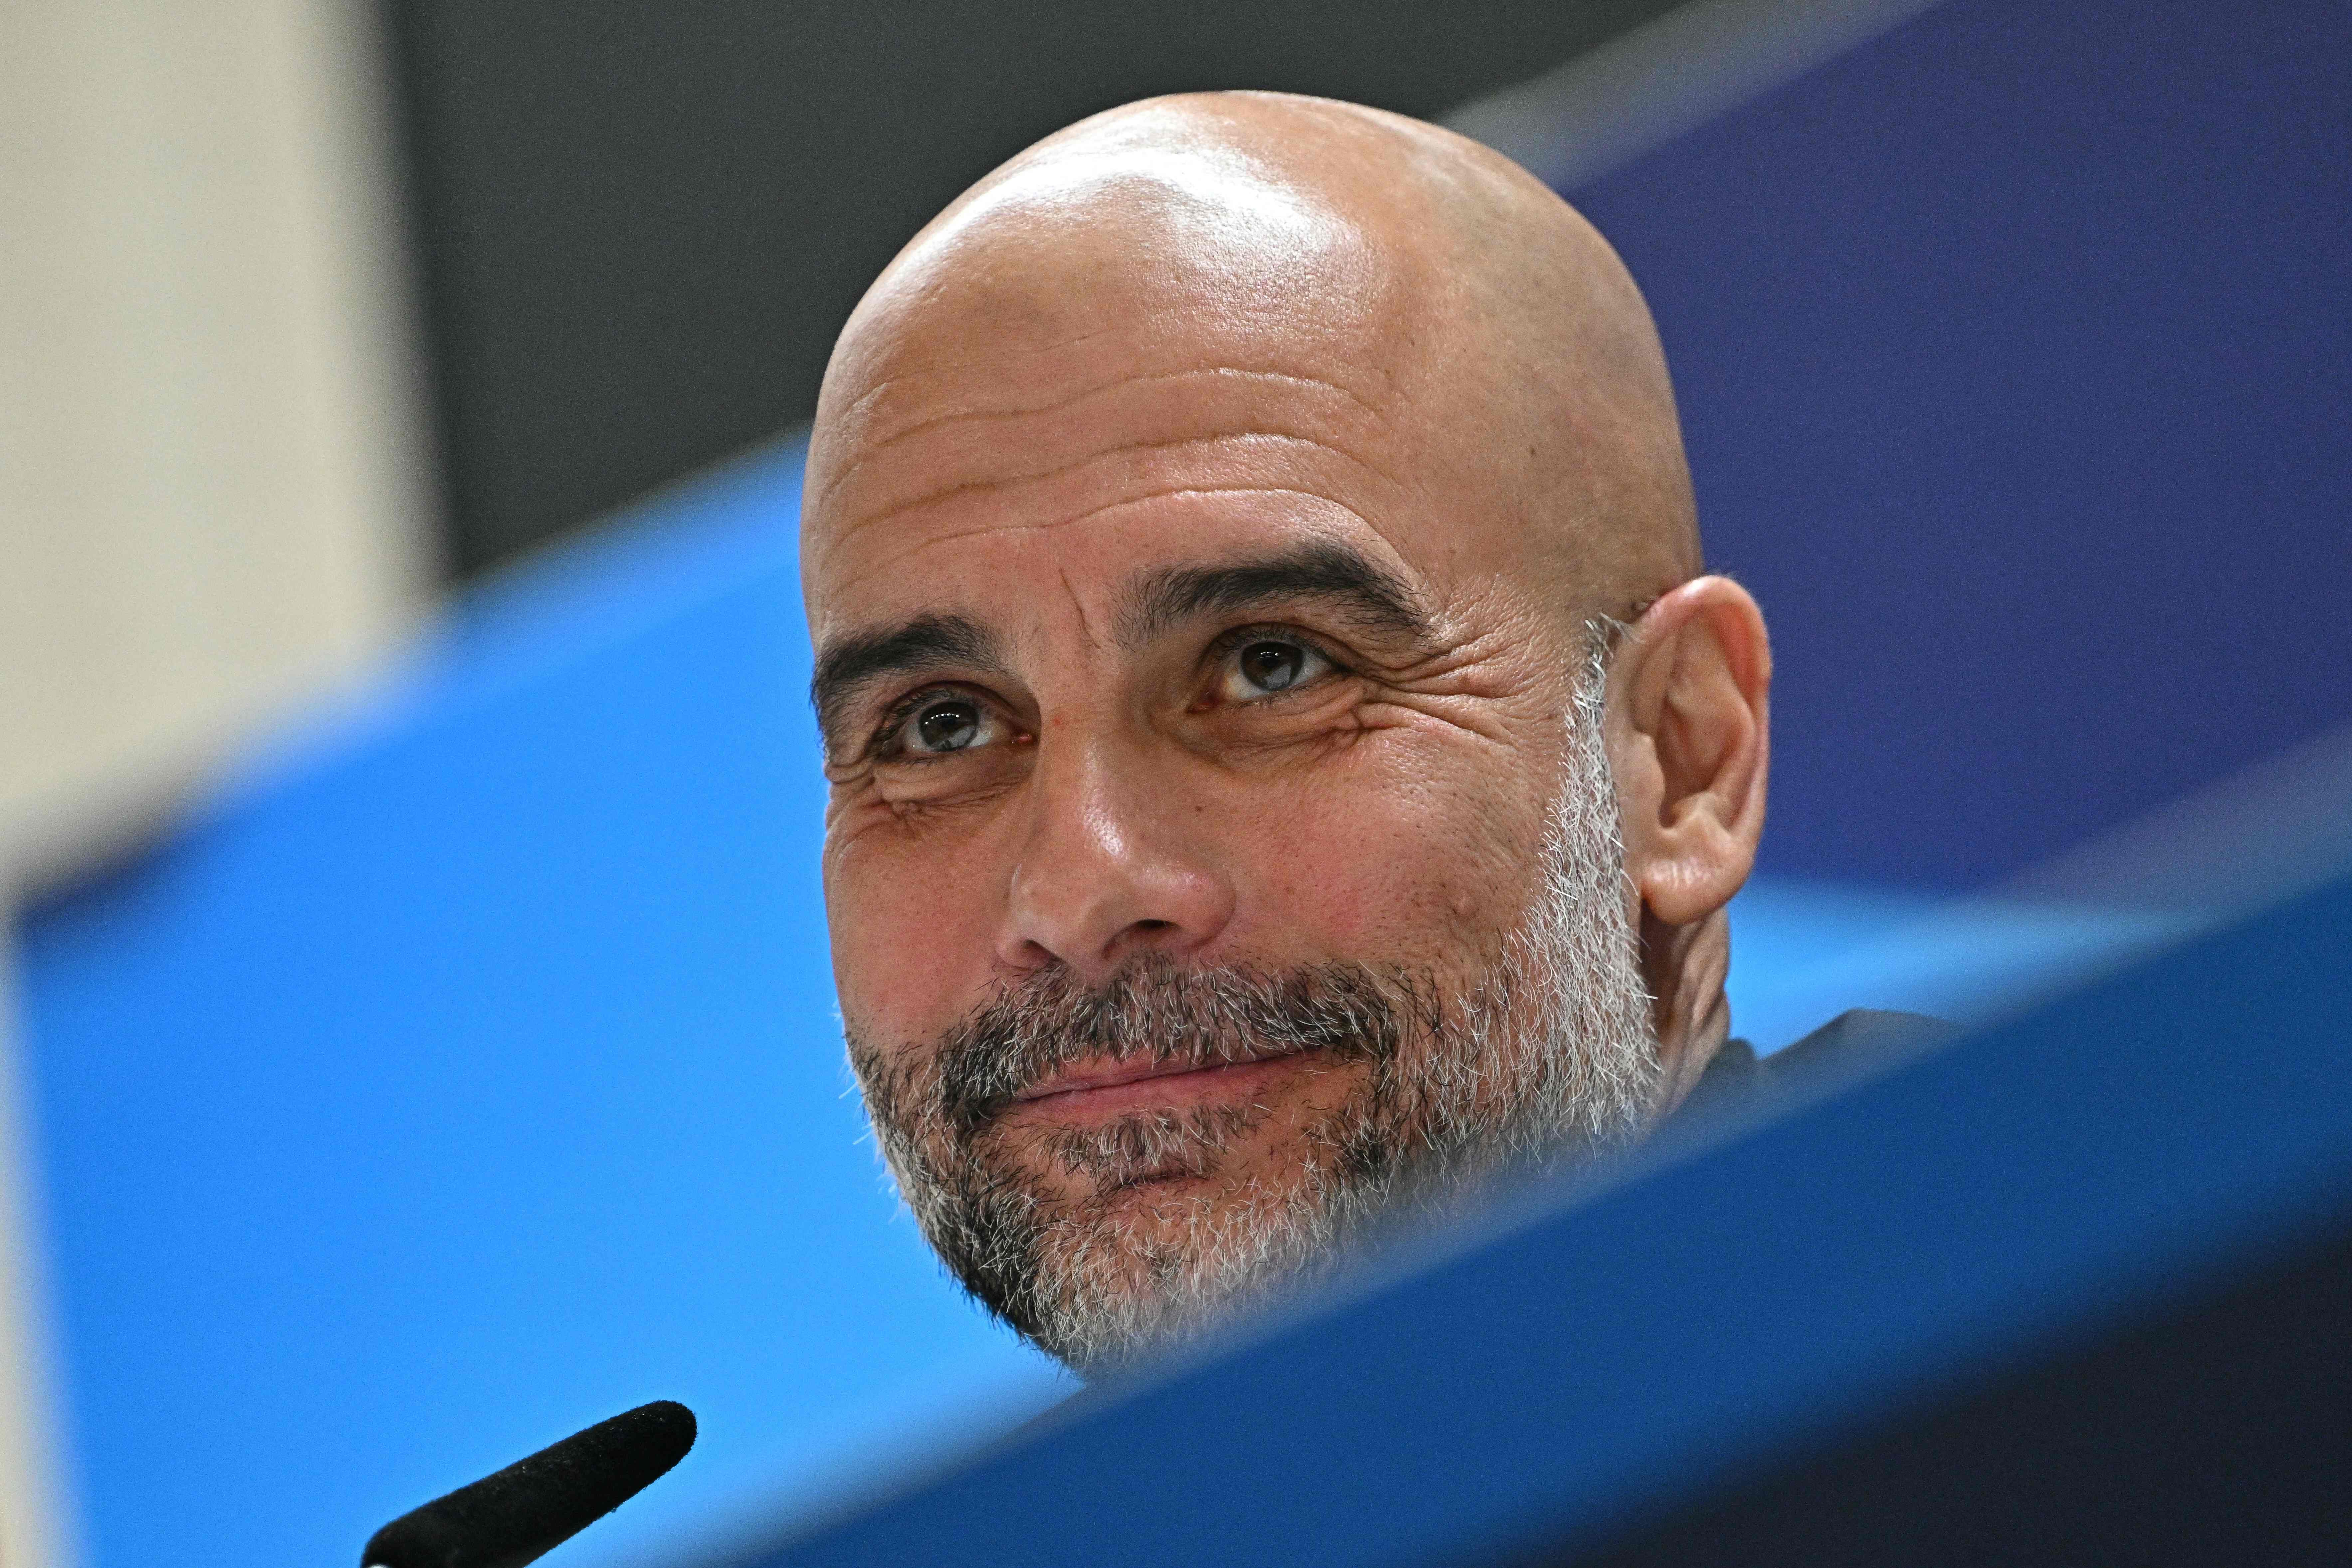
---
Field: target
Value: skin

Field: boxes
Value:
[803,92,1770,1242]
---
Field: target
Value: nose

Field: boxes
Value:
[995,733,1234,983]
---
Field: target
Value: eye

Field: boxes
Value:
[889,692,1007,757]
[1218,635,1335,701]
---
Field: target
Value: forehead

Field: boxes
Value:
[839,142,1392,379]
[824,496,1417,666]
[807,414,1424,666]
[801,154,1461,636]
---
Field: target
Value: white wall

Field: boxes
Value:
[0,2,436,1560]
[0,0,433,884]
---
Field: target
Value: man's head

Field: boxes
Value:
[802,93,1770,1373]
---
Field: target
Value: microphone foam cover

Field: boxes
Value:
[362,1400,696,1568]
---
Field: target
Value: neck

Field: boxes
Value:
[1640,904,1734,1122]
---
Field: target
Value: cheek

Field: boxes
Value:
[822,820,1007,1046]
[1225,740,1546,962]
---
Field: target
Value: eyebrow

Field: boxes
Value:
[808,542,1431,753]
[809,612,1005,750]
[1117,539,1434,649]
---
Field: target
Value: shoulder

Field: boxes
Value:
[1677,1008,1960,1125]
[1770,1008,1962,1077]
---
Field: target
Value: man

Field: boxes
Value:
[802,91,1773,1375]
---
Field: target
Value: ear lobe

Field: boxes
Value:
[1605,576,1771,929]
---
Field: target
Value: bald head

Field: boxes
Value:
[806,92,1699,631]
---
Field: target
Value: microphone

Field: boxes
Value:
[361,1400,697,1568]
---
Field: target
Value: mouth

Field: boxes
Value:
[1010,1046,1318,1116]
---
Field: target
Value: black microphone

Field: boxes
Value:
[361,1400,697,1568]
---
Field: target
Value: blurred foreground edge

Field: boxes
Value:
[703,863,2352,1567]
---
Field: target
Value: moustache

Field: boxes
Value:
[935,956,1413,1138]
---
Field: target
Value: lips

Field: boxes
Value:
[1012,1044,1309,1109]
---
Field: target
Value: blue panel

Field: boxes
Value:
[1726,878,2203,1052]
[13,444,1063,1568]
[736,863,2352,1568]
[1574,0,2352,886]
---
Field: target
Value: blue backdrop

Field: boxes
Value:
[12,0,2347,1563]
[1575,0,2352,887]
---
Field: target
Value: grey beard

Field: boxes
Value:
[846,649,1659,1374]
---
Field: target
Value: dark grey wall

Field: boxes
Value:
[383,0,1686,577]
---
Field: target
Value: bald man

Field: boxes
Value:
[802,92,1779,1375]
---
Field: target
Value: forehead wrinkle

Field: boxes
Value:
[1057,564,1103,652]
[822,430,1409,574]
[844,326,1122,406]
[849,366,1389,481]
[821,484,1397,605]
[814,363,1396,522]
[822,326,1123,458]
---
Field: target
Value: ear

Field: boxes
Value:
[1604,576,1771,927]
